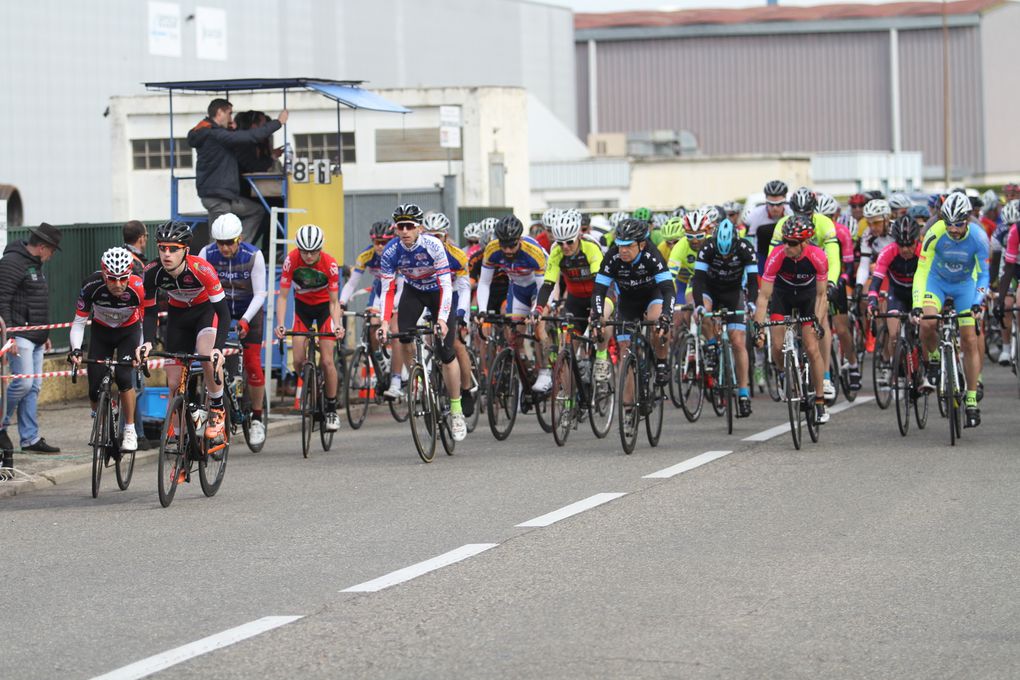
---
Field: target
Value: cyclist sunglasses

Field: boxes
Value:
[766,200,787,207]
[157,244,185,253]
[104,273,130,283]
[394,222,418,232]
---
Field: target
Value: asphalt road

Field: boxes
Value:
[3,366,1019,679]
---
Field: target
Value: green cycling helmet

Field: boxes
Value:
[631,207,652,221]
[661,216,686,242]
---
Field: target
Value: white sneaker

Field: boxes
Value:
[593,358,611,383]
[383,378,403,400]
[324,411,340,432]
[121,428,137,452]
[532,369,553,393]
[999,343,1013,367]
[451,412,466,441]
[248,419,266,447]
[823,379,836,401]
[879,368,891,390]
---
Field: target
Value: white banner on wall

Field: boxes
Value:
[196,7,227,61]
[148,2,181,57]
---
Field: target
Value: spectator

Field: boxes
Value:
[235,110,284,249]
[0,222,63,464]
[188,98,288,243]
[123,219,148,277]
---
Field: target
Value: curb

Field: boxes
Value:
[0,417,304,499]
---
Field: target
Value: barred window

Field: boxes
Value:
[132,138,192,170]
[294,132,356,164]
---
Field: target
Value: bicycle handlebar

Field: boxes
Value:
[148,350,221,386]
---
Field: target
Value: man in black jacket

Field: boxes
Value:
[188,99,288,243]
[0,223,62,465]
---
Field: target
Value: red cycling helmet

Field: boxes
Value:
[781,215,816,243]
[848,193,868,207]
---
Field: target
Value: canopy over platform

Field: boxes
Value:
[144,78,411,114]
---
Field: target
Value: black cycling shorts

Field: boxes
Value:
[703,286,743,315]
[87,323,141,402]
[564,294,592,333]
[397,286,456,364]
[294,300,335,335]
[617,289,662,323]
[165,303,216,354]
[887,287,912,313]
[829,282,849,315]
[769,287,816,324]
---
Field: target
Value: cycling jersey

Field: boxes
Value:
[667,237,698,288]
[692,238,758,292]
[592,245,675,319]
[856,226,895,287]
[74,271,146,330]
[476,237,547,315]
[142,255,225,309]
[198,241,267,322]
[869,242,919,312]
[537,238,603,308]
[769,213,840,285]
[469,247,508,313]
[913,221,989,311]
[378,234,453,322]
[744,203,791,273]
[445,241,472,318]
[1003,224,1020,265]
[340,244,400,310]
[762,244,828,291]
[834,221,855,277]
[279,249,341,306]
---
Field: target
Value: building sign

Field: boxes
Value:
[148,2,181,57]
[196,7,227,61]
[439,126,461,149]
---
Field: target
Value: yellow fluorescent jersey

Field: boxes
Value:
[445,242,469,279]
[543,238,603,297]
[667,236,698,285]
[658,240,673,262]
[769,213,841,284]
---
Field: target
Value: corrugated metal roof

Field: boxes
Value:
[575,0,1004,30]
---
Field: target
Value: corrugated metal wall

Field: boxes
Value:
[342,189,442,269]
[898,27,983,176]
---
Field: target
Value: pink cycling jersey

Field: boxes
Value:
[762,243,828,289]
[1004,224,1019,265]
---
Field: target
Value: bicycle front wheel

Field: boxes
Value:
[805,361,820,444]
[300,364,316,458]
[872,324,892,409]
[408,364,437,463]
[785,352,802,450]
[588,354,615,439]
[199,404,229,497]
[645,382,664,447]
[617,352,639,455]
[678,335,704,422]
[943,352,960,446]
[891,340,910,437]
[90,392,110,498]
[550,351,575,447]
[721,348,734,436]
[464,347,481,434]
[345,347,371,430]
[487,348,519,441]
[157,394,188,508]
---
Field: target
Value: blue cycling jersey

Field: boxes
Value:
[378,234,453,320]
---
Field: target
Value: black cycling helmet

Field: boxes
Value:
[890,215,920,246]
[392,203,424,224]
[615,218,648,244]
[789,187,817,216]
[155,220,193,244]
[763,179,789,197]
[865,189,886,201]
[494,215,524,244]
[369,220,393,241]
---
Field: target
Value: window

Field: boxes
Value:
[293,132,356,164]
[131,138,192,170]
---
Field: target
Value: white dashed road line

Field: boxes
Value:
[643,450,733,478]
[516,492,628,528]
[743,395,874,441]
[342,543,499,593]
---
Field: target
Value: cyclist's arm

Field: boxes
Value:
[998,262,1016,302]
[868,244,895,299]
[912,226,941,308]
[475,265,494,315]
[212,296,231,349]
[537,246,562,309]
[455,270,471,319]
[824,238,841,285]
[69,314,88,352]
[652,255,676,316]
[328,289,343,333]
[338,267,363,307]
[691,264,708,308]
[753,278,773,326]
[974,232,990,301]
[242,250,268,321]
[814,277,828,320]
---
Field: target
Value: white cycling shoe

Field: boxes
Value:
[823,379,836,401]
[451,413,467,441]
[532,370,553,393]
[248,419,266,447]
[324,411,341,432]
[121,428,138,452]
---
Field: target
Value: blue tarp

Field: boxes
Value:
[144,78,410,114]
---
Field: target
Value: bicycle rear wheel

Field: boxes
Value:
[487,348,519,441]
[645,382,664,447]
[464,347,481,434]
[785,352,802,450]
[588,353,615,439]
[345,347,371,429]
[943,352,960,446]
[617,353,639,455]
[115,405,135,491]
[199,404,229,497]
[668,340,684,409]
[891,340,911,437]
[678,335,704,422]
[408,364,437,463]
[828,340,842,406]
[805,361,820,444]
[550,351,575,447]
[157,394,188,508]
[300,364,315,458]
[91,392,109,499]
[721,348,734,435]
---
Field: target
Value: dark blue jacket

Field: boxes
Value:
[187,118,282,201]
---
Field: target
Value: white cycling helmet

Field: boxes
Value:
[295,224,325,251]
[551,209,582,242]
[982,189,1000,211]
[541,208,561,229]
[941,192,972,225]
[815,193,840,218]
[480,217,499,244]
[589,215,611,236]
[652,212,669,229]
[463,222,480,241]
[863,199,891,219]
[888,192,912,211]
[1002,200,1020,225]
[211,213,243,241]
[422,212,450,234]
[609,211,629,229]
[101,246,134,278]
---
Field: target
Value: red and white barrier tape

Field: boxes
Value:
[0,347,250,381]
[0,339,16,358]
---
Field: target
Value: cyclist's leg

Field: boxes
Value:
[952,283,982,399]
[919,285,945,359]
[240,313,266,419]
[111,325,139,427]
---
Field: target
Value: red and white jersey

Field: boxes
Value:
[75,271,146,328]
[279,249,341,305]
[142,255,225,309]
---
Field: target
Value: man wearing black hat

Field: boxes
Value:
[0,222,63,466]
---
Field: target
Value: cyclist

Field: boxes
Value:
[476,215,552,392]
[889,192,912,220]
[463,222,482,259]
[135,221,231,444]
[867,216,921,369]
[691,218,759,417]
[993,199,1020,366]
[817,193,861,390]
[69,247,147,453]
[198,213,269,446]
[533,209,609,378]
[845,193,869,239]
[590,218,675,387]
[744,180,791,274]
[753,214,830,424]
[535,209,559,253]
[668,207,714,308]
[769,187,842,402]
[912,192,989,428]
[340,220,405,396]
[422,212,476,416]
[377,204,466,441]
[273,224,344,433]
[658,215,685,263]
[469,217,507,316]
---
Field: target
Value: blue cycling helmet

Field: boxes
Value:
[716,218,735,255]
[907,204,930,221]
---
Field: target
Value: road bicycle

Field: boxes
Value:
[479,313,552,441]
[546,314,615,446]
[391,324,455,463]
[672,307,705,422]
[701,309,745,435]
[344,311,409,429]
[874,310,928,436]
[610,319,665,455]
[149,351,229,508]
[283,331,338,459]
[71,356,140,498]
[921,298,967,446]
[758,316,822,450]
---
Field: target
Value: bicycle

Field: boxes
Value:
[222,332,268,453]
[757,316,822,450]
[546,314,615,445]
[701,309,745,435]
[610,319,665,455]
[391,324,455,463]
[874,310,929,436]
[672,307,705,422]
[149,351,229,508]
[871,303,893,410]
[71,356,140,498]
[920,298,967,446]
[479,313,552,441]
[283,331,338,459]
[344,311,409,429]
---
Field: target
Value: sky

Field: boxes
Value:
[547,0,941,10]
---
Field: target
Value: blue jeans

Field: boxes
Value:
[4,337,44,447]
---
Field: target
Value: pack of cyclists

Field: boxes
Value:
[67,180,1016,479]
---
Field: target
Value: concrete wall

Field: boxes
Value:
[979,1,1020,178]
[628,156,812,208]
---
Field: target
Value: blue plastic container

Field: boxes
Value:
[138,387,170,422]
